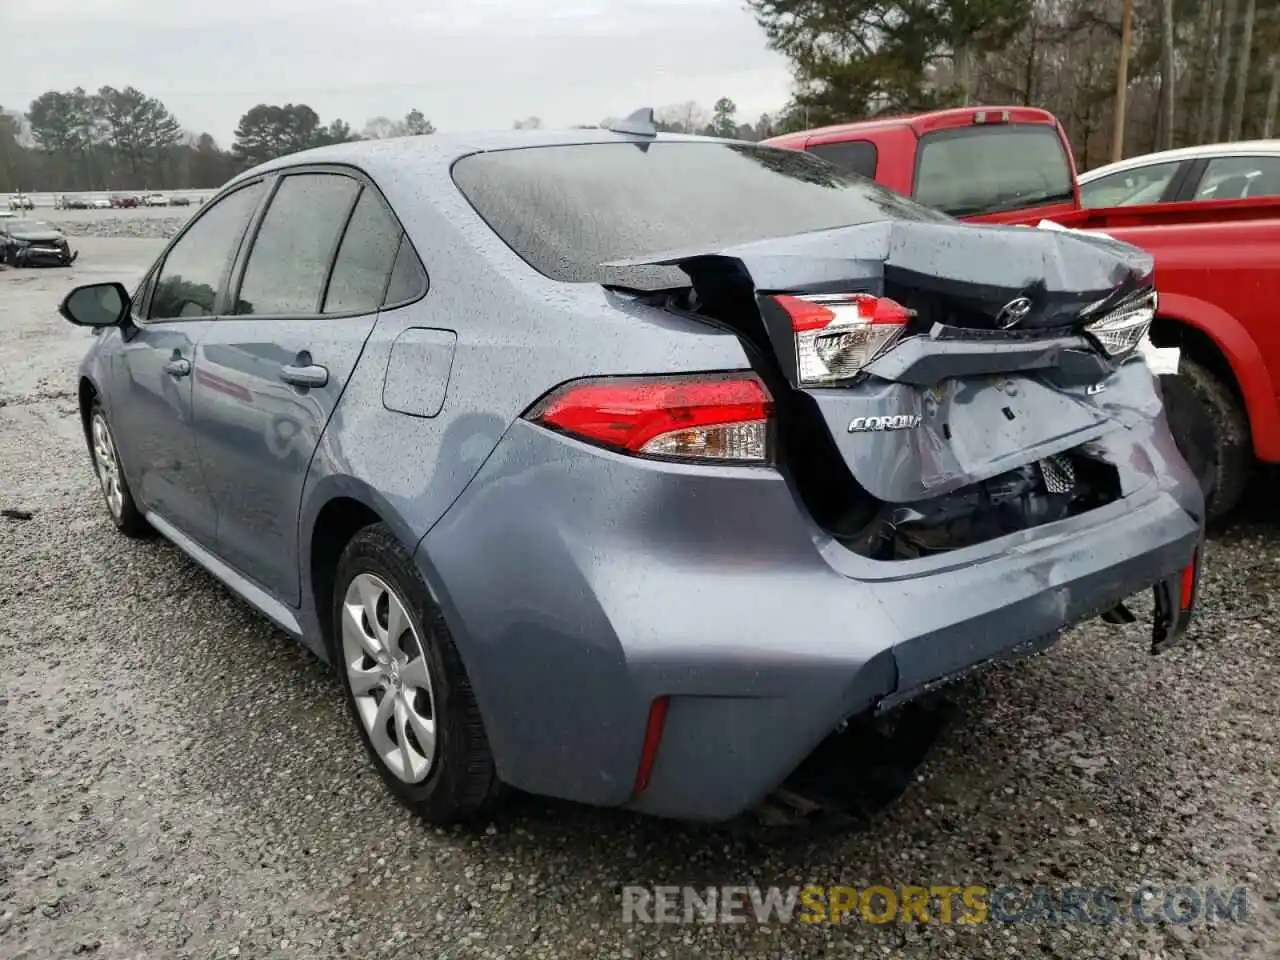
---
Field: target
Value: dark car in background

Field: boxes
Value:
[1,218,77,266]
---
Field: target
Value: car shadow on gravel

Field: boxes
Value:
[1213,463,1280,539]
[59,492,1274,957]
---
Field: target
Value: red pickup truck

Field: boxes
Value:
[766,108,1280,519]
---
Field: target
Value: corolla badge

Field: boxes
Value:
[995,296,1034,329]
[848,414,923,433]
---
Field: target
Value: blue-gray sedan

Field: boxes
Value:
[59,121,1204,824]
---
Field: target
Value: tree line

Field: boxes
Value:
[8,2,1277,194]
[748,0,1280,171]
[0,90,440,193]
[0,89,787,194]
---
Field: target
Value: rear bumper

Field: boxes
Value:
[418,417,1203,822]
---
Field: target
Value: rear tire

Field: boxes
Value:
[332,523,503,824]
[1161,355,1251,521]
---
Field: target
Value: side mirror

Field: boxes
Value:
[59,282,131,328]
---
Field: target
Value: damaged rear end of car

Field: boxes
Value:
[611,222,1154,549]
[441,136,1205,822]
[608,216,1202,650]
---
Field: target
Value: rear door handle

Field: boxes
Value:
[279,363,329,389]
[164,357,191,378]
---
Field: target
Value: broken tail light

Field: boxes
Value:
[772,293,913,386]
[1085,289,1156,360]
[526,373,773,464]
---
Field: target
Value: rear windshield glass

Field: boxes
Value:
[452,141,946,288]
[913,125,1074,217]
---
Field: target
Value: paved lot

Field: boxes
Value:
[1,234,1278,959]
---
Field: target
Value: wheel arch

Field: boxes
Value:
[302,478,434,663]
[1150,294,1280,461]
[78,376,101,454]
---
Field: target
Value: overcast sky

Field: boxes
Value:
[2,0,794,144]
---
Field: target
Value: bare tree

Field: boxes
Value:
[1158,0,1176,149]
[1265,53,1280,137]
[1195,0,1223,143]
[1209,0,1239,140]
[1229,0,1258,141]
[1112,0,1134,161]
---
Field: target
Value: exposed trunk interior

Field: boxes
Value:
[662,284,1125,558]
[616,220,1152,560]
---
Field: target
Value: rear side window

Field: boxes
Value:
[149,181,264,320]
[451,141,943,288]
[382,239,429,306]
[323,188,403,314]
[235,173,360,316]
[1196,155,1280,200]
[807,140,878,179]
[913,125,1073,217]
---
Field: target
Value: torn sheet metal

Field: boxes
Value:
[606,219,1155,334]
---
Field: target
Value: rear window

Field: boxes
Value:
[913,125,1074,217]
[451,141,945,288]
[806,140,878,179]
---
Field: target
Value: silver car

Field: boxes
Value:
[58,120,1205,824]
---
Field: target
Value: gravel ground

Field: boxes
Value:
[41,209,192,240]
[1,221,1278,960]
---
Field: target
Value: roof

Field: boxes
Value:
[1079,140,1280,182]
[227,127,727,187]
[762,105,1059,147]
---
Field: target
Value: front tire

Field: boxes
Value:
[88,401,150,537]
[333,523,502,824]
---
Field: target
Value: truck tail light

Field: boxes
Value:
[772,293,912,386]
[1085,289,1156,360]
[525,373,773,464]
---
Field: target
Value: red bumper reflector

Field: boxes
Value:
[1179,549,1198,611]
[633,696,670,796]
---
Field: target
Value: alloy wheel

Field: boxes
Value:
[341,572,438,783]
[91,413,124,519]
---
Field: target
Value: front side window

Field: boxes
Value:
[234,173,361,316]
[1079,161,1182,209]
[149,181,265,321]
[914,125,1075,216]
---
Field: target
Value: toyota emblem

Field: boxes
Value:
[995,296,1034,329]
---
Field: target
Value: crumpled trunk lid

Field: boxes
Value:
[606,218,1157,513]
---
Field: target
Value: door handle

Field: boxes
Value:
[279,363,329,389]
[164,357,191,377]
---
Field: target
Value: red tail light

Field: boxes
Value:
[525,373,773,464]
[771,293,912,386]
